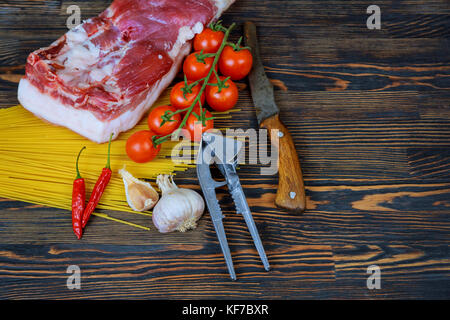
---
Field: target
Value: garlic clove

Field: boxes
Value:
[119,167,159,211]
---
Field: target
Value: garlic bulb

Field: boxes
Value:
[119,167,159,211]
[152,175,205,233]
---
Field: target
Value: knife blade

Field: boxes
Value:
[244,21,306,214]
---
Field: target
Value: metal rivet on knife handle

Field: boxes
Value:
[244,21,306,214]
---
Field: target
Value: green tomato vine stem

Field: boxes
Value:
[153,22,236,146]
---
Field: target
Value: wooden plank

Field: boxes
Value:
[0,243,335,299]
[0,179,448,246]
[333,244,450,299]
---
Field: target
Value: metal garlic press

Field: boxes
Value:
[196,132,270,280]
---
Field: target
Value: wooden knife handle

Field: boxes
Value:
[260,114,306,214]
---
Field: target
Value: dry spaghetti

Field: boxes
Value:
[0,88,237,230]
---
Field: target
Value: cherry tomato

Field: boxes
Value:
[126,130,161,163]
[185,110,214,142]
[219,46,253,81]
[170,81,205,110]
[147,105,181,136]
[205,76,239,112]
[194,28,224,53]
[183,51,217,81]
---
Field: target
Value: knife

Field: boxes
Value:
[244,21,306,214]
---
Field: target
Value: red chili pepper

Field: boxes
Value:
[72,146,86,240]
[82,135,113,228]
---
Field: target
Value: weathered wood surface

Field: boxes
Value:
[0,0,449,299]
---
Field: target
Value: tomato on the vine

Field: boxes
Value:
[205,76,239,112]
[183,51,217,81]
[219,45,253,81]
[185,110,214,142]
[170,81,205,110]
[147,105,181,136]
[194,28,224,53]
[126,130,161,163]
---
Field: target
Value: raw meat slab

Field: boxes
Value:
[18,0,235,143]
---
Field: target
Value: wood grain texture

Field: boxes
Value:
[0,0,449,299]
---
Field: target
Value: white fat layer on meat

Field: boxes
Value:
[168,22,203,59]
[168,0,234,58]
[66,24,88,44]
[18,44,191,144]
[212,0,235,19]
[59,30,98,69]
[89,62,114,82]
[56,23,126,96]
[56,27,102,84]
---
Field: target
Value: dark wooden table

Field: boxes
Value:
[0,0,449,299]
